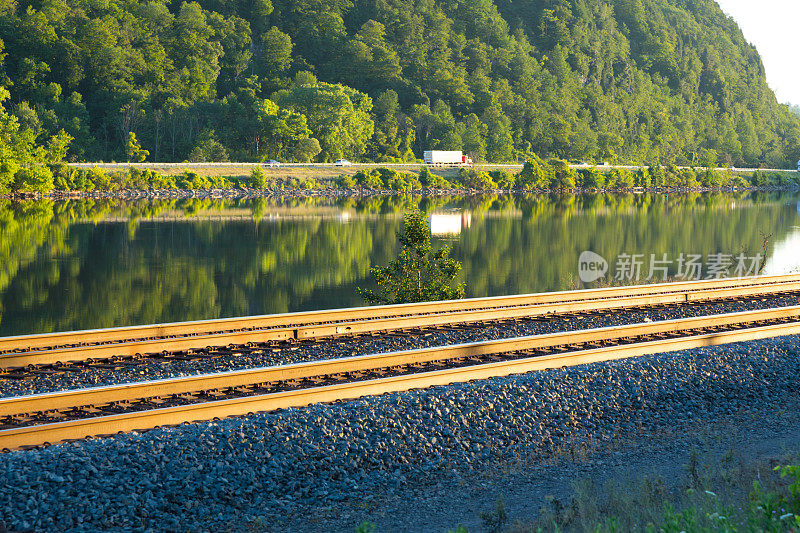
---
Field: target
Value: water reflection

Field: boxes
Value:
[1,192,798,335]
[429,213,471,236]
[763,227,800,275]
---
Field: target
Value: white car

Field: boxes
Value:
[334,159,351,166]
[265,160,281,168]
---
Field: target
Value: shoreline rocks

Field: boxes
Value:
[3,184,796,202]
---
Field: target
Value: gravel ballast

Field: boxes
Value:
[1,334,798,532]
[1,293,799,398]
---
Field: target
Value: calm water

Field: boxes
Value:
[1,192,799,336]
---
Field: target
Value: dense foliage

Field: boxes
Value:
[32,162,799,194]
[0,86,70,193]
[0,0,798,168]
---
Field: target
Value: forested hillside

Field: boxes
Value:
[1,0,798,167]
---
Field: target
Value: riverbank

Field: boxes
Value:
[5,158,798,200]
[6,183,798,201]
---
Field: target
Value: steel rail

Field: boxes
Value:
[2,305,800,450]
[2,275,800,371]
[3,274,799,352]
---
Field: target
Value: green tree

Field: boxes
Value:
[291,137,321,162]
[579,168,605,189]
[482,106,514,163]
[45,130,73,163]
[550,160,576,191]
[698,148,718,169]
[359,211,464,304]
[343,20,402,91]
[649,165,666,187]
[0,87,68,193]
[188,130,230,162]
[457,168,497,189]
[258,26,293,76]
[274,82,374,161]
[517,158,552,189]
[213,80,311,160]
[126,132,148,162]
[249,166,267,189]
[368,89,415,162]
[459,113,487,163]
[598,132,624,163]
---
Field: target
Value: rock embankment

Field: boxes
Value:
[0,334,798,532]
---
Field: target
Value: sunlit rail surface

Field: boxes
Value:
[2,274,800,450]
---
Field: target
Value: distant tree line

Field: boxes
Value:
[0,0,799,194]
[4,158,796,194]
[329,162,794,193]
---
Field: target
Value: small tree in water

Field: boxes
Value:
[359,211,465,304]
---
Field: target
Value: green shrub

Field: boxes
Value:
[479,497,508,533]
[751,170,768,187]
[179,170,203,189]
[359,211,464,304]
[387,175,410,191]
[125,168,148,189]
[354,169,384,189]
[635,167,649,187]
[549,159,576,190]
[579,168,605,189]
[374,167,397,184]
[386,173,421,191]
[649,165,666,186]
[87,167,111,190]
[684,168,700,187]
[250,166,267,189]
[69,169,94,191]
[608,168,634,188]
[50,163,74,190]
[418,165,435,186]
[489,169,515,189]
[149,173,178,189]
[457,168,496,189]
[517,159,552,189]
[336,173,357,188]
[419,166,450,188]
[354,522,376,533]
[770,172,790,185]
[701,168,722,187]
[13,166,54,193]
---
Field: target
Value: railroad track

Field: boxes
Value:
[3,274,800,373]
[2,304,800,451]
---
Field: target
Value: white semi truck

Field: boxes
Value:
[423,150,473,167]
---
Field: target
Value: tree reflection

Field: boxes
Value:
[0,192,797,335]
